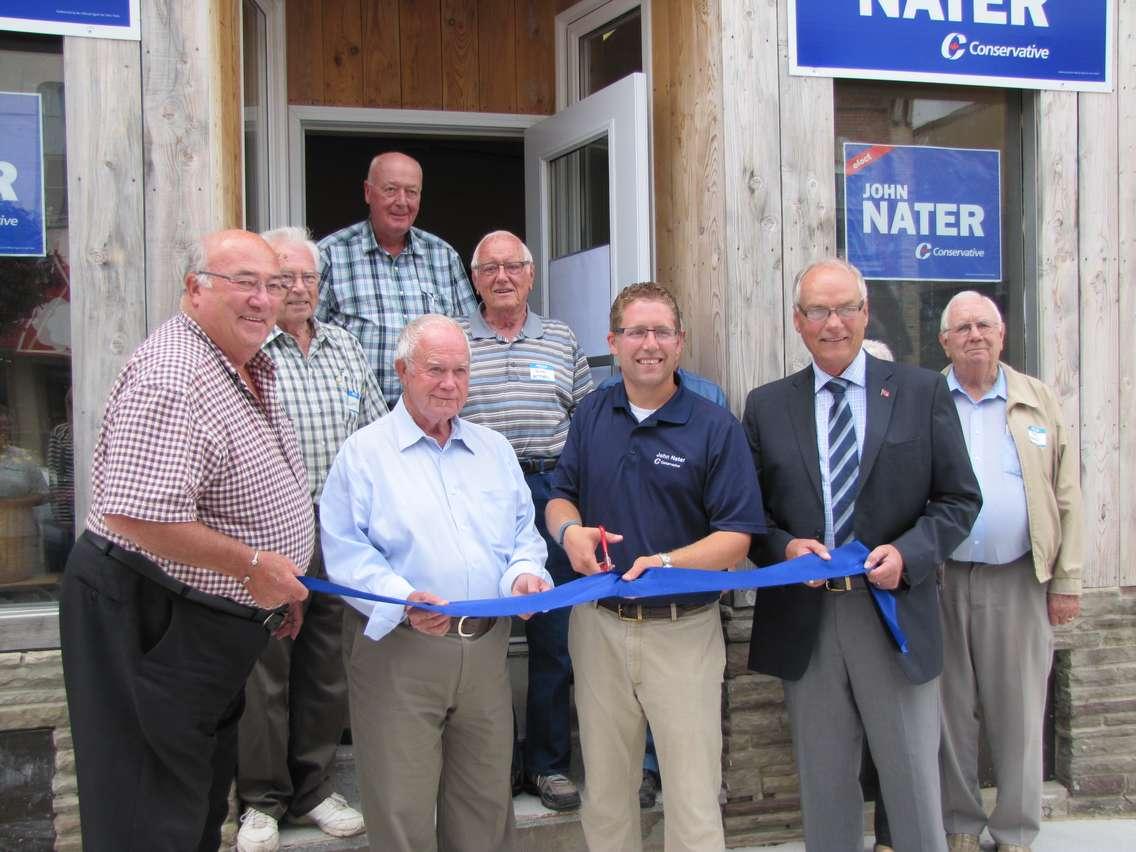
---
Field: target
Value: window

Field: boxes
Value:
[0,33,74,609]
[834,81,1029,372]
[240,0,287,230]
[557,0,650,108]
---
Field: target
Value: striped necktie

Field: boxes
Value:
[826,379,859,546]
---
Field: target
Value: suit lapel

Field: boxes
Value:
[861,354,895,482]
[789,366,823,501]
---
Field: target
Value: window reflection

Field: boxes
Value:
[0,34,73,604]
[579,7,642,100]
[834,81,1025,372]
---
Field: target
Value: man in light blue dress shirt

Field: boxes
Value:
[320,314,553,852]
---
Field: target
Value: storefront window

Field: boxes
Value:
[0,33,73,606]
[834,81,1027,371]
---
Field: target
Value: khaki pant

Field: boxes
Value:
[939,556,1053,847]
[343,607,516,852]
[569,602,726,852]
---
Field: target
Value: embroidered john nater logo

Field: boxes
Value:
[654,452,686,469]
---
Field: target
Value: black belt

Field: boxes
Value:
[518,457,558,474]
[596,599,713,622]
[824,574,869,592]
[81,531,288,632]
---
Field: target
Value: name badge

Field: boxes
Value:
[1027,425,1047,448]
[345,388,361,415]
[529,362,556,382]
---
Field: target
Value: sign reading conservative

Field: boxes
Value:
[843,143,1001,282]
[0,92,46,258]
[0,0,139,41]
[791,1,1112,92]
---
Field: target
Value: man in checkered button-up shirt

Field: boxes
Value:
[60,229,315,852]
[316,151,478,407]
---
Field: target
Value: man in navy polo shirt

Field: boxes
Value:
[547,282,766,852]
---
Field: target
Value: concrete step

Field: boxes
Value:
[266,745,667,851]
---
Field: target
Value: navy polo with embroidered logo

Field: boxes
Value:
[551,377,766,607]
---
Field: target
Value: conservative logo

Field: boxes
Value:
[915,242,933,260]
[941,32,967,60]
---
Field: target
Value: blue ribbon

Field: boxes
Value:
[301,540,908,654]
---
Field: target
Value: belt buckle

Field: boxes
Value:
[457,615,475,638]
[262,610,286,631]
[617,603,644,622]
[825,576,852,592]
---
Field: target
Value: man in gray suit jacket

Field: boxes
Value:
[743,258,981,852]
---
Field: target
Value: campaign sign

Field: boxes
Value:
[0,0,139,40]
[843,143,1001,282]
[791,1,1112,93]
[0,93,46,258]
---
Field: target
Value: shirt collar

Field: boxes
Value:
[466,306,544,341]
[391,397,473,454]
[264,317,326,349]
[179,311,276,378]
[946,364,1007,402]
[365,222,421,257]
[812,347,867,394]
[608,374,694,425]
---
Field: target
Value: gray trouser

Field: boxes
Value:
[784,586,946,852]
[238,540,348,818]
[343,607,517,852]
[939,555,1053,847]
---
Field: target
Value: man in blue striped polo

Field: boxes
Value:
[457,230,594,812]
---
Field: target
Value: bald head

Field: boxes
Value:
[363,152,423,250]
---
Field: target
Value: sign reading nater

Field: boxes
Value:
[0,92,46,258]
[843,143,1001,283]
[791,1,1112,92]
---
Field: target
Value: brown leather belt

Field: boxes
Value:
[596,599,713,622]
[446,616,497,638]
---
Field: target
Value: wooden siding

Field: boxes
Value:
[1120,0,1136,588]
[651,0,727,390]
[285,0,574,113]
[63,37,148,529]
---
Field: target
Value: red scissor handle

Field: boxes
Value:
[597,525,613,571]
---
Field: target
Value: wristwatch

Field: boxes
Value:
[657,552,673,568]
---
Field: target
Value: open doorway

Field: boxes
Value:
[303,133,525,271]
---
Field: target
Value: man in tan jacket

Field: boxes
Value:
[937,291,1082,852]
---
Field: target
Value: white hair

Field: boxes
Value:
[940,290,1003,332]
[792,257,868,307]
[471,230,533,270]
[395,314,470,367]
[862,339,894,361]
[261,226,320,268]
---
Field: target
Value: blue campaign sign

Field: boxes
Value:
[790,1,1112,93]
[843,143,1001,282]
[0,0,139,40]
[0,92,46,258]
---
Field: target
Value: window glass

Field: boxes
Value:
[549,138,610,260]
[0,34,73,605]
[834,81,1026,372]
[579,7,642,100]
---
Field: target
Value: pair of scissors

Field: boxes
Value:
[597,525,614,572]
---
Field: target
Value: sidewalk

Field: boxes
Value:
[743,818,1136,851]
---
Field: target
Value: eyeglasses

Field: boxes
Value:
[473,261,531,278]
[280,270,320,287]
[613,326,680,342]
[946,320,999,337]
[196,271,289,297]
[797,301,864,323]
[366,181,421,202]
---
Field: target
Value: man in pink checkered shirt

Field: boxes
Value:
[60,229,315,852]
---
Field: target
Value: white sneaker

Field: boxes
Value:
[292,793,365,838]
[237,807,279,852]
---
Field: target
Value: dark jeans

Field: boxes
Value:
[523,471,576,777]
[60,536,269,851]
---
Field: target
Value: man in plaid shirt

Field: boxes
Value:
[316,151,478,407]
[60,229,314,852]
[236,226,386,852]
